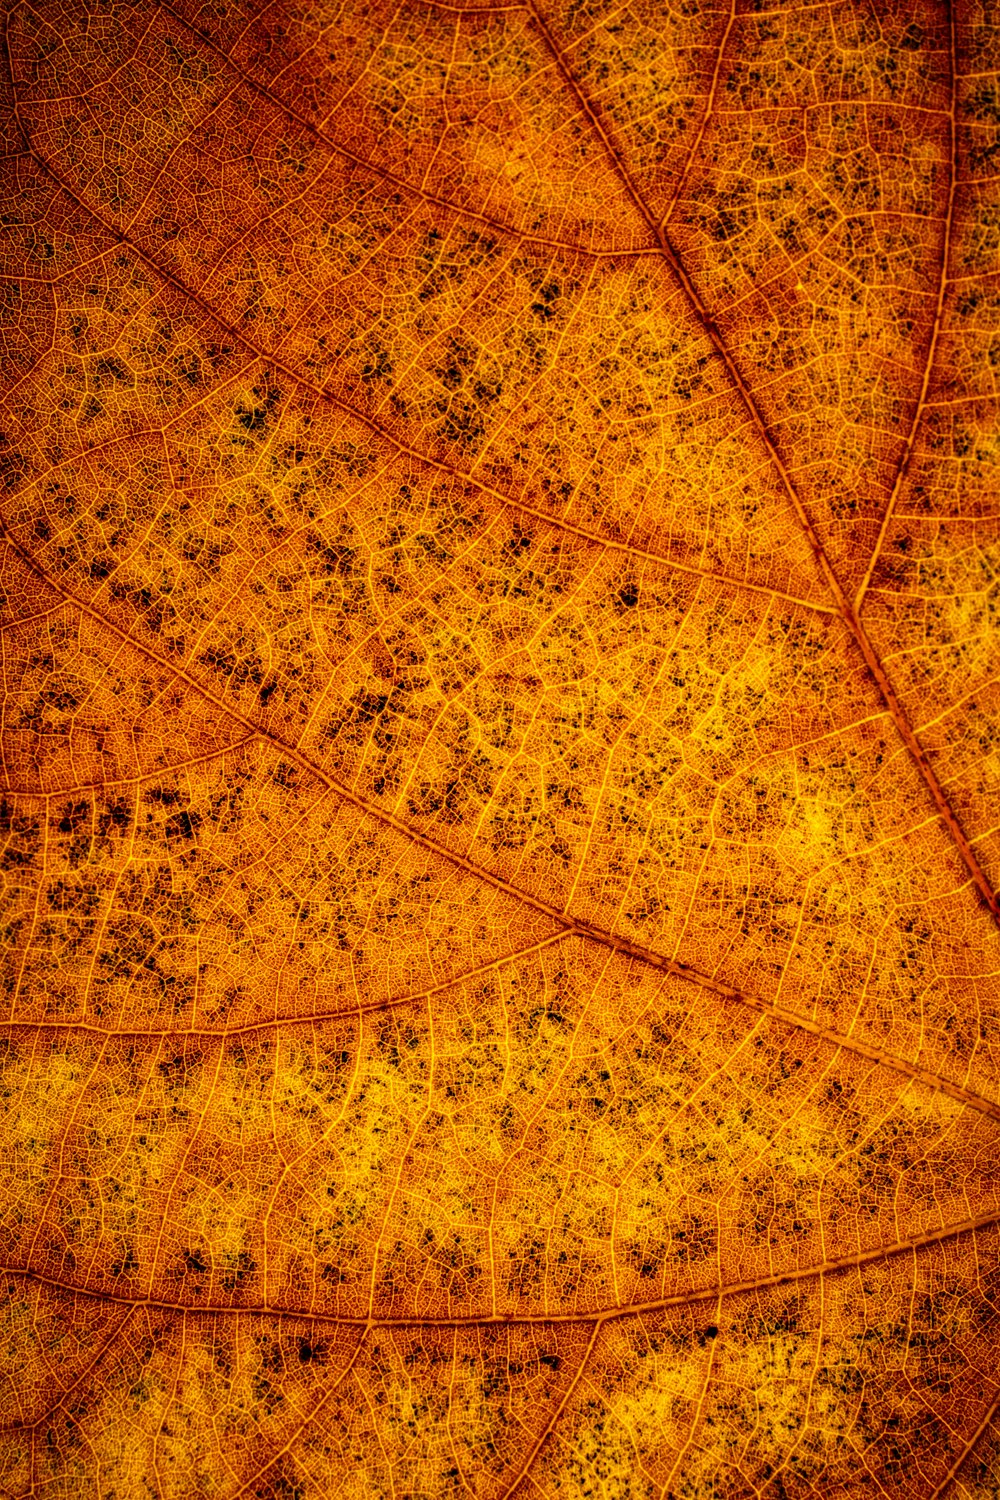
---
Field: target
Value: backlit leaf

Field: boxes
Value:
[2,1,999,1495]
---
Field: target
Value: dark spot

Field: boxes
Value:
[355,692,388,723]
[159,1051,202,1087]
[361,347,393,383]
[165,809,201,843]
[57,801,90,835]
[238,406,266,432]
[298,1337,327,1364]
[146,787,180,806]
[222,1250,257,1293]
[618,584,639,608]
[111,1246,139,1279]
[94,356,130,384]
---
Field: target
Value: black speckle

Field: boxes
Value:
[297,1337,327,1365]
[237,405,266,432]
[165,809,200,843]
[57,801,89,835]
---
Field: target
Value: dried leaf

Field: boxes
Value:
[2,1,1000,1495]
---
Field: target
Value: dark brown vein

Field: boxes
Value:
[659,0,738,232]
[7,152,834,619]
[0,6,995,1489]
[0,1302,137,1435]
[0,733,260,796]
[2,1209,997,1335]
[928,1384,1000,1500]
[3,933,571,1036]
[526,0,1000,927]
[4,518,999,1126]
[854,0,958,612]
[499,1321,602,1498]
[6,42,994,1121]
[154,0,652,261]
[232,1326,370,1500]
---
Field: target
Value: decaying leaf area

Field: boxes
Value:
[1,0,999,1494]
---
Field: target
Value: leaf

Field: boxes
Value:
[1,0,999,1495]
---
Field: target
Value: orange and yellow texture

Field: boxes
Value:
[1,0,999,1495]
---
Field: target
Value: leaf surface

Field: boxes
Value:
[2,0,1000,1495]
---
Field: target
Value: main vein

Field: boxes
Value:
[525,0,998,927]
[4,523,1000,1127]
[3,1209,997,1333]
